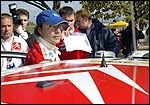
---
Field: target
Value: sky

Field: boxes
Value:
[1,1,82,23]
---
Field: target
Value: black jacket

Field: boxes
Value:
[121,26,144,56]
[80,18,120,57]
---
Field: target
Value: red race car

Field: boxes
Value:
[1,50,149,104]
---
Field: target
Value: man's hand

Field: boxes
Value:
[61,25,72,40]
[135,24,140,30]
[16,25,28,40]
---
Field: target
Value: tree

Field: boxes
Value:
[22,1,149,29]
[27,21,35,26]
[80,1,149,29]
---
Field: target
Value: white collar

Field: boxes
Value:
[37,36,61,55]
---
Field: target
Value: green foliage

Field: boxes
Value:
[27,22,35,34]
[26,26,35,34]
[23,1,149,29]
[79,1,149,29]
[27,21,36,26]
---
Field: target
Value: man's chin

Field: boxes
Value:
[54,39,61,45]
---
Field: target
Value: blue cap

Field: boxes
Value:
[36,9,68,26]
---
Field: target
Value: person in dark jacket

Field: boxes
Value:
[121,21,145,57]
[75,8,120,57]
[111,28,124,49]
[145,27,149,42]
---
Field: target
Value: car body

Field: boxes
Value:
[1,50,149,104]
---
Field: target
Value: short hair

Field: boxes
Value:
[59,6,75,17]
[76,8,92,20]
[111,28,117,32]
[15,8,29,19]
[34,24,42,36]
[1,13,12,20]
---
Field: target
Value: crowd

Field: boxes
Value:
[1,6,145,71]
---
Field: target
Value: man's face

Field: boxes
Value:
[114,29,119,34]
[1,17,13,40]
[19,14,28,31]
[38,22,62,45]
[75,14,86,29]
[61,14,75,31]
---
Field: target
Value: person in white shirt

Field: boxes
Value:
[13,8,36,47]
[1,13,29,71]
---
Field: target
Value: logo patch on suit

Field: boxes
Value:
[12,42,21,51]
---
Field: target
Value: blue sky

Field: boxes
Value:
[1,1,82,23]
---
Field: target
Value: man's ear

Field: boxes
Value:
[38,27,42,35]
[84,17,89,22]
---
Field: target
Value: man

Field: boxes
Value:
[111,28,123,49]
[146,27,149,42]
[75,8,120,57]
[1,13,29,71]
[14,8,36,47]
[25,9,69,65]
[121,21,145,57]
[55,6,88,60]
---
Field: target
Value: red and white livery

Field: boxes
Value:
[1,58,149,104]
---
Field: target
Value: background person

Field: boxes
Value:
[145,27,149,42]
[14,8,36,47]
[25,9,68,65]
[55,6,88,60]
[111,28,119,36]
[75,8,120,57]
[111,28,124,49]
[1,13,29,71]
[121,20,145,57]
